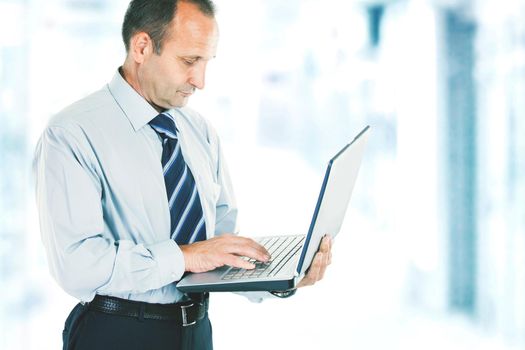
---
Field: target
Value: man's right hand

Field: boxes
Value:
[179,234,271,273]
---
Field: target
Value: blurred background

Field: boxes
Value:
[1,0,524,349]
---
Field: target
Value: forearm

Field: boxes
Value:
[42,224,185,301]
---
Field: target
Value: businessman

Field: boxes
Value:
[33,1,332,349]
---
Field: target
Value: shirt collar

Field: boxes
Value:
[108,68,159,132]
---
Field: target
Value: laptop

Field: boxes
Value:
[177,125,370,293]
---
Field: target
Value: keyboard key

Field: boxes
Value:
[221,235,305,280]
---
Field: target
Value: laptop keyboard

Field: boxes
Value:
[222,235,305,280]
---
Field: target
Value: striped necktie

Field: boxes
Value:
[149,112,206,244]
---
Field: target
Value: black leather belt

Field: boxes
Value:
[88,293,209,326]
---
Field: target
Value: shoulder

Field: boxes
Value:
[46,85,115,136]
[37,86,122,161]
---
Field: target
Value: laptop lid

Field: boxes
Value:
[176,126,370,293]
[296,125,370,277]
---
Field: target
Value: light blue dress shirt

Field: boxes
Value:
[33,70,240,304]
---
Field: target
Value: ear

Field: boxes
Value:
[129,32,153,64]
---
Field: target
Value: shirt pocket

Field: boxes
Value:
[196,172,220,202]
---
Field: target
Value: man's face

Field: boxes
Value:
[138,2,219,109]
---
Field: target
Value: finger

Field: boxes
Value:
[246,239,271,260]
[318,252,329,281]
[231,244,270,262]
[315,252,326,281]
[300,263,318,287]
[225,236,270,255]
[300,274,314,287]
[306,253,323,285]
[320,235,331,253]
[225,255,256,270]
[227,237,271,262]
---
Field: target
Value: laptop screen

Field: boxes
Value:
[296,126,370,276]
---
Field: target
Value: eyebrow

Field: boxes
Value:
[179,55,216,61]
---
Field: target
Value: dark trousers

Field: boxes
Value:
[63,303,213,350]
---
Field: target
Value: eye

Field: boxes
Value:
[182,58,197,66]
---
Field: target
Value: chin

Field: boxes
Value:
[171,99,189,108]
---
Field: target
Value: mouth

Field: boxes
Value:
[178,91,193,97]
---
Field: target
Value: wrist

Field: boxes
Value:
[179,244,191,272]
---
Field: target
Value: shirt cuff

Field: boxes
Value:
[147,239,185,286]
[235,291,280,303]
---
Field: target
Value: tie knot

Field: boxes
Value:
[149,112,178,139]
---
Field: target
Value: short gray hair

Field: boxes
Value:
[122,0,216,54]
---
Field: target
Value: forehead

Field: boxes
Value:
[164,3,219,57]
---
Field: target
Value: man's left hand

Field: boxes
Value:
[297,235,332,288]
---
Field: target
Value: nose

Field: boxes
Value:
[188,63,207,90]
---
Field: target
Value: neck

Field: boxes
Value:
[120,62,165,113]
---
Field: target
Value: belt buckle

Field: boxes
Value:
[181,303,196,327]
